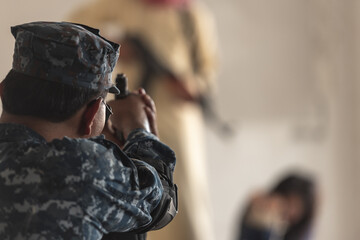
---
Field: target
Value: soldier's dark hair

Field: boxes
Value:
[1,70,103,122]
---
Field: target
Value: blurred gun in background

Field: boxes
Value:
[122,35,234,138]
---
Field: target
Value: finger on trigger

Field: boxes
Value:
[138,88,146,95]
[143,95,156,112]
[145,106,155,120]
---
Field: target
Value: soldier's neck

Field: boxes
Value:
[0,112,82,142]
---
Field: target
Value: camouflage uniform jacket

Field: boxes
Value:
[0,123,176,240]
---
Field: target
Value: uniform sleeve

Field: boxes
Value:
[122,129,178,233]
[123,129,176,172]
[80,130,175,234]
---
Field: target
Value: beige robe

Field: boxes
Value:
[69,1,218,239]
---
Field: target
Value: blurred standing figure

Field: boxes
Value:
[69,0,219,240]
[238,173,317,240]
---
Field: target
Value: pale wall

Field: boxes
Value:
[204,1,360,240]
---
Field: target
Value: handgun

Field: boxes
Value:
[114,73,129,143]
[115,73,129,99]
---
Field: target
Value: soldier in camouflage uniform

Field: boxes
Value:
[0,21,177,240]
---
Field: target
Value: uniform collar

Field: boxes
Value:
[0,123,47,144]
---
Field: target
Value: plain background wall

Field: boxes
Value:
[203,1,360,240]
[0,1,359,240]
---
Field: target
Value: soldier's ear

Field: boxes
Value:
[80,98,102,136]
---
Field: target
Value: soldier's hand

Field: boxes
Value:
[138,88,159,137]
[106,89,157,140]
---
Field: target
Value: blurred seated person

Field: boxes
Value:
[238,173,317,240]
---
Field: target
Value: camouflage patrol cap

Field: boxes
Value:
[11,21,120,94]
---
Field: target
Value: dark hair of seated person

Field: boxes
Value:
[1,70,103,122]
[270,174,316,240]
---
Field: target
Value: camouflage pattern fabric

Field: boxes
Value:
[11,21,120,94]
[0,123,175,240]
